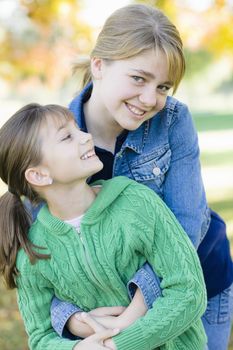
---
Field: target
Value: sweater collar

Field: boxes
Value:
[37,177,132,235]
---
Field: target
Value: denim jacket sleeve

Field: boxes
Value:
[51,296,81,339]
[127,262,162,309]
[162,102,208,248]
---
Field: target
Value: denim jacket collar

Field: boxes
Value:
[122,120,150,154]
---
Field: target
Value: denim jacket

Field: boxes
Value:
[51,84,211,337]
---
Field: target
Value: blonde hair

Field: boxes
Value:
[74,4,185,93]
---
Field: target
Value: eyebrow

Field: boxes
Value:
[131,69,173,86]
[56,121,69,134]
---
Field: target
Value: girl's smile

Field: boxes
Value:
[125,102,147,119]
[80,148,97,160]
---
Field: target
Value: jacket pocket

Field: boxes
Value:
[129,145,171,189]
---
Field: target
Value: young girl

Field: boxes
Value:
[50,4,233,350]
[0,103,207,350]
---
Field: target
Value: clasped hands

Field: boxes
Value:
[71,306,126,350]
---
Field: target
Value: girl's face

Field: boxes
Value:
[91,49,172,132]
[38,116,103,185]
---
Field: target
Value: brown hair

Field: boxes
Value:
[0,103,74,288]
[73,4,185,93]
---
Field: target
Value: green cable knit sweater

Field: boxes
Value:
[16,177,207,350]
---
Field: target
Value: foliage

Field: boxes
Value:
[1,0,233,88]
[184,49,214,78]
[0,0,93,87]
[137,0,233,78]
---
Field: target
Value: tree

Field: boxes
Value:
[0,0,93,87]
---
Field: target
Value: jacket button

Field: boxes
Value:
[152,167,161,176]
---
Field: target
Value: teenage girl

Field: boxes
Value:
[50,4,233,350]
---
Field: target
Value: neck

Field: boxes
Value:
[84,88,123,153]
[44,181,97,221]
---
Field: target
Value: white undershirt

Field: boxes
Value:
[65,214,84,232]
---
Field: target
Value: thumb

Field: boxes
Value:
[80,312,106,332]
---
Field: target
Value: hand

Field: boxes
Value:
[67,312,93,338]
[89,315,121,330]
[89,306,126,317]
[89,306,126,330]
[74,329,118,349]
[67,306,125,338]
[104,338,117,350]
[74,313,119,350]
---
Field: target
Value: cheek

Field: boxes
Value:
[157,96,167,111]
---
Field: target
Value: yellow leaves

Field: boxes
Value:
[0,0,93,85]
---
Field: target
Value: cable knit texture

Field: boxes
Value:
[16,176,207,350]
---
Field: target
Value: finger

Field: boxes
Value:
[80,312,106,333]
[89,306,126,316]
[91,327,120,342]
[74,313,84,321]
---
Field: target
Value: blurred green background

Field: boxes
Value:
[0,0,233,349]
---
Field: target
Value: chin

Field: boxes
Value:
[122,122,143,131]
[97,161,104,171]
[89,161,104,176]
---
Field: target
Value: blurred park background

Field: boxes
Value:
[0,0,233,349]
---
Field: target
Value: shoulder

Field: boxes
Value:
[150,96,193,128]
[29,215,47,246]
[16,218,48,272]
[114,177,164,212]
[164,96,189,116]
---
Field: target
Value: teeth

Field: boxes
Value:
[80,149,95,160]
[127,103,145,116]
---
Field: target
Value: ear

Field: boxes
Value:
[25,167,53,187]
[91,57,103,79]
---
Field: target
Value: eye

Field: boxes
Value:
[132,76,145,83]
[61,134,72,141]
[158,85,171,94]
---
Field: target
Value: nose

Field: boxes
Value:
[78,131,92,145]
[139,87,157,107]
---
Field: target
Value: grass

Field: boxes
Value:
[193,112,233,132]
[0,111,233,349]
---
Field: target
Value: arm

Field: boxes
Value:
[51,296,82,339]
[90,288,147,330]
[112,184,207,350]
[110,288,147,329]
[17,263,119,350]
[163,102,208,247]
[67,288,147,337]
[16,263,79,350]
[52,263,156,338]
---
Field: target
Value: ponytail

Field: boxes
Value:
[72,57,92,91]
[0,192,49,289]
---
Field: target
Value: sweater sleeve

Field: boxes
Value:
[16,257,79,350]
[113,184,207,350]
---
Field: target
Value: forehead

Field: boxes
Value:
[114,49,169,80]
[39,112,74,138]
